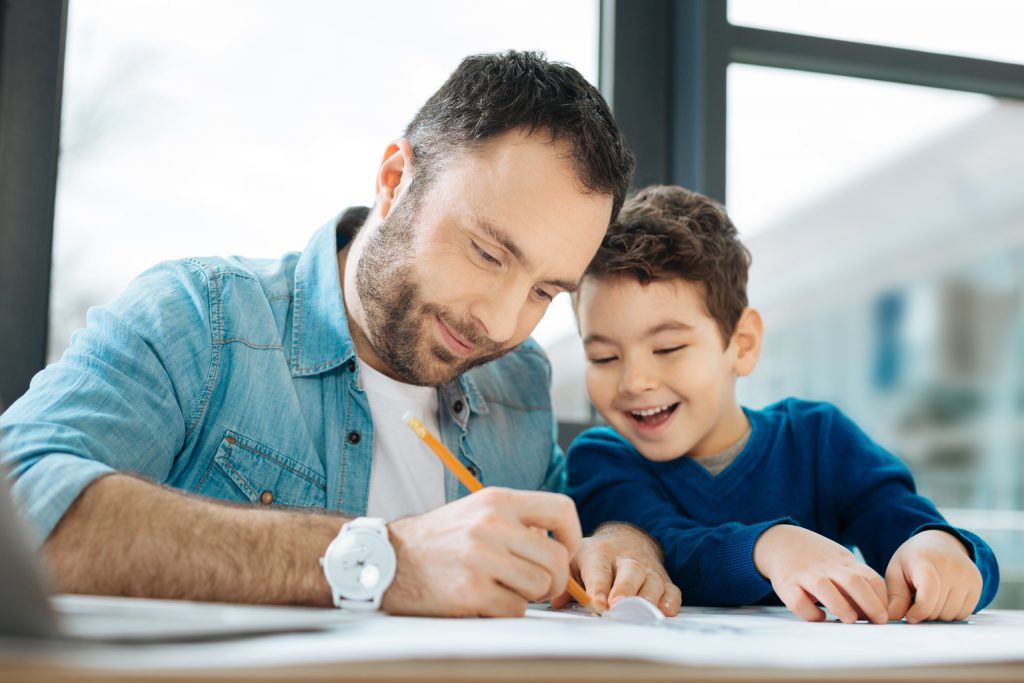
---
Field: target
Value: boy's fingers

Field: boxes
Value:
[837,573,888,624]
[956,589,977,622]
[939,587,966,622]
[905,565,941,624]
[885,565,913,621]
[777,583,825,622]
[807,575,858,623]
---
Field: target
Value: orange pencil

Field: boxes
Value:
[403,412,602,616]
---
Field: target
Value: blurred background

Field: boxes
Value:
[2,1,1022,606]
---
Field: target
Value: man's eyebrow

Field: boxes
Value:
[475,217,579,293]
[476,218,530,268]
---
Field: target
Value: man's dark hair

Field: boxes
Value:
[582,185,752,345]
[404,50,634,219]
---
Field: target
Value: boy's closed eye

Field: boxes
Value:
[587,355,619,365]
[653,345,687,355]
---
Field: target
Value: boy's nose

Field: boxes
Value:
[618,362,659,396]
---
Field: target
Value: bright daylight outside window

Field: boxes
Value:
[729,0,1024,65]
[51,0,599,387]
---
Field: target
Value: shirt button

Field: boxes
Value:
[348,430,361,444]
[467,464,480,479]
[453,399,464,414]
[347,359,356,372]
[260,491,274,505]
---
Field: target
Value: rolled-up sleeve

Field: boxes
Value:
[0,260,215,546]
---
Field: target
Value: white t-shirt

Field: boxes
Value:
[359,359,446,521]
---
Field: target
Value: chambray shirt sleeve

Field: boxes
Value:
[817,403,1001,612]
[0,260,215,546]
[540,411,568,494]
[569,428,791,607]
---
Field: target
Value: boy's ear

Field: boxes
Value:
[731,307,763,377]
[374,139,414,220]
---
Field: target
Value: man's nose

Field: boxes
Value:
[471,285,528,345]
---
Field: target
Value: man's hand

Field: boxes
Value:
[885,529,982,623]
[754,524,888,624]
[551,522,682,616]
[381,487,581,617]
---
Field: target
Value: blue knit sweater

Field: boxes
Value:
[568,398,999,611]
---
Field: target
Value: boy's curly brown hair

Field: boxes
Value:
[582,185,752,346]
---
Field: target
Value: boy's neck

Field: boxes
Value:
[688,402,750,459]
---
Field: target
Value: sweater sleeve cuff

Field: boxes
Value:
[716,517,797,604]
[912,523,976,561]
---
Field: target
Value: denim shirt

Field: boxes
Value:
[0,214,565,545]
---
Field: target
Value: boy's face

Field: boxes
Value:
[578,275,755,461]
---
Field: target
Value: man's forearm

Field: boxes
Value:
[44,474,343,605]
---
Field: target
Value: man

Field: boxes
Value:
[0,51,681,617]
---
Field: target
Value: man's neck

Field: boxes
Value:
[336,241,394,379]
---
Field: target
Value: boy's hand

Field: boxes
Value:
[754,524,888,624]
[552,522,682,616]
[885,529,982,623]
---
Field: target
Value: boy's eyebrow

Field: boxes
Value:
[645,321,693,336]
[475,217,579,293]
[583,321,693,346]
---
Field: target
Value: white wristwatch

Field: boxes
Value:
[320,517,397,610]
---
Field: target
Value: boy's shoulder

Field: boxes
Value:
[754,397,877,454]
[756,397,852,428]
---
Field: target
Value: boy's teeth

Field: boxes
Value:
[632,405,670,417]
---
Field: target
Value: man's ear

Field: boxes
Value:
[374,139,414,219]
[731,307,763,377]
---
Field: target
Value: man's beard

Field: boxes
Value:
[354,196,508,386]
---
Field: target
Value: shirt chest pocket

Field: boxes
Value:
[196,432,327,509]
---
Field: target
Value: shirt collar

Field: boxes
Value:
[289,213,357,377]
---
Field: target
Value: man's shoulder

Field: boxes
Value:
[179,252,299,302]
[102,252,300,355]
[462,337,552,411]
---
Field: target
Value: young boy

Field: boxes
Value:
[568,185,999,624]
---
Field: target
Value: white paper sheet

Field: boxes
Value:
[25,602,1024,672]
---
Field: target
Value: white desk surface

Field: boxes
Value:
[2,599,1023,682]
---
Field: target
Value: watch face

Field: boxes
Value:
[324,529,396,601]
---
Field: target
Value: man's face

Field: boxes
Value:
[350,129,613,386]
[577,275,743,461]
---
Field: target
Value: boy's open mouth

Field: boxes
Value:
[626,403,680,429]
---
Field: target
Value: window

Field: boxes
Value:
[730,0,1024,65]
[51,0,598,362]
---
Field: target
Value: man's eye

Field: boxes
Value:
[533,287,554,301]
[472,241,501,266]
[654,345,687,355]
